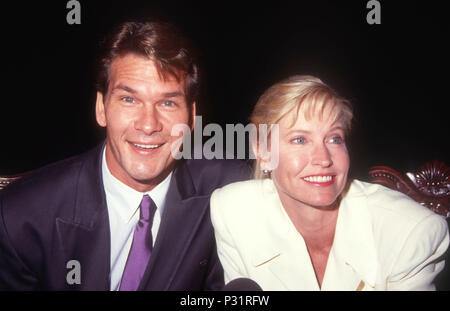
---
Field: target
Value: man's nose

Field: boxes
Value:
[134,105,162,135]
[311,143,333,167]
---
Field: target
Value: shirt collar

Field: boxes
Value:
[101,146,172,223]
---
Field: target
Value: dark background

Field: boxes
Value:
[1,0,448,179]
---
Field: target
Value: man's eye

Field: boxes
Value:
[329,136,343,144]
[162,101,176,107]
[292,137,305,144]
[121,96,135,103]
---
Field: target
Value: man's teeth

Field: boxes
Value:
[133,143,160,149]
[303,176,333,183]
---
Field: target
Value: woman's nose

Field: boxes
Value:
[311,143,333,167]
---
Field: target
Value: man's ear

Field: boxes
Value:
[95,92,107,127]
[189,102,197,132]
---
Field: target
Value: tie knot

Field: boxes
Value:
[140,194,156,221]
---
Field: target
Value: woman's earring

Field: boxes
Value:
[262,169,270,175]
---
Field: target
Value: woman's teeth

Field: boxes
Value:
[303,175,333,183]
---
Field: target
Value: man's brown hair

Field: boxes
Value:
[96,20,199,105]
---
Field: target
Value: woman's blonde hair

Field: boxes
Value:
[250,75,353,179]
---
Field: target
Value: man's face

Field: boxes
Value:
[96,53,195,192]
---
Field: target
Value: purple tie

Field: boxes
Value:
[119,194,156,291]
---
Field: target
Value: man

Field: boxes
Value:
[0,20,250,290]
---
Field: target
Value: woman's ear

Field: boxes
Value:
[251,136,272,172]
[259,155,273,172]
[250,134,259,163]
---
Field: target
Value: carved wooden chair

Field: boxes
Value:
[368,160,450,218]
[369,160,450,290]
[0,172,30,191]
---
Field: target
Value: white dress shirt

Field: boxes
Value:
[101,148,172,291]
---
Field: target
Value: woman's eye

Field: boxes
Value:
[329,136,343,144]
[292,137,305,144]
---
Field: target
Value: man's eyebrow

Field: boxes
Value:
[112,84,137,94]
[111,85,184,98]
[162,91,184,98]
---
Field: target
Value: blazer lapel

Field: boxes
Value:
[265,245,320,291]
[139,161,208,290]
[322,183,380,291]
[250,180,320,290]
[55,143,111,290]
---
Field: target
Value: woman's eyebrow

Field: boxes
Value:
[286,129,311,135]
[285,126,344,135]
[329,126,345,132]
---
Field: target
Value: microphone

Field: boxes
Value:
[222,278,263,291]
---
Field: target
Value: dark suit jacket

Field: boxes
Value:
[0,143,251,290]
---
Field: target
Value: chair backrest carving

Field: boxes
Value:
[0,173,30,191]
[368,160,450,218]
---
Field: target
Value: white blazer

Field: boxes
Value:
[210,179,449,291]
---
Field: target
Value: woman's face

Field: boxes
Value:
[269,108,350,210]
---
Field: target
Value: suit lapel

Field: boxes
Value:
[265,243,320,291]
[250,180,320,290]
[266,211,320,290]
[55,143,111,290]
[321,182,379,291]
[139,161,208,290]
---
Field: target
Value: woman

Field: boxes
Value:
[210,75,449,290]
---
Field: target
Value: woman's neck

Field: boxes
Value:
[279,191,339,249]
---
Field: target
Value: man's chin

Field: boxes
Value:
[130,168,173,187]
[131,172,163,183]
